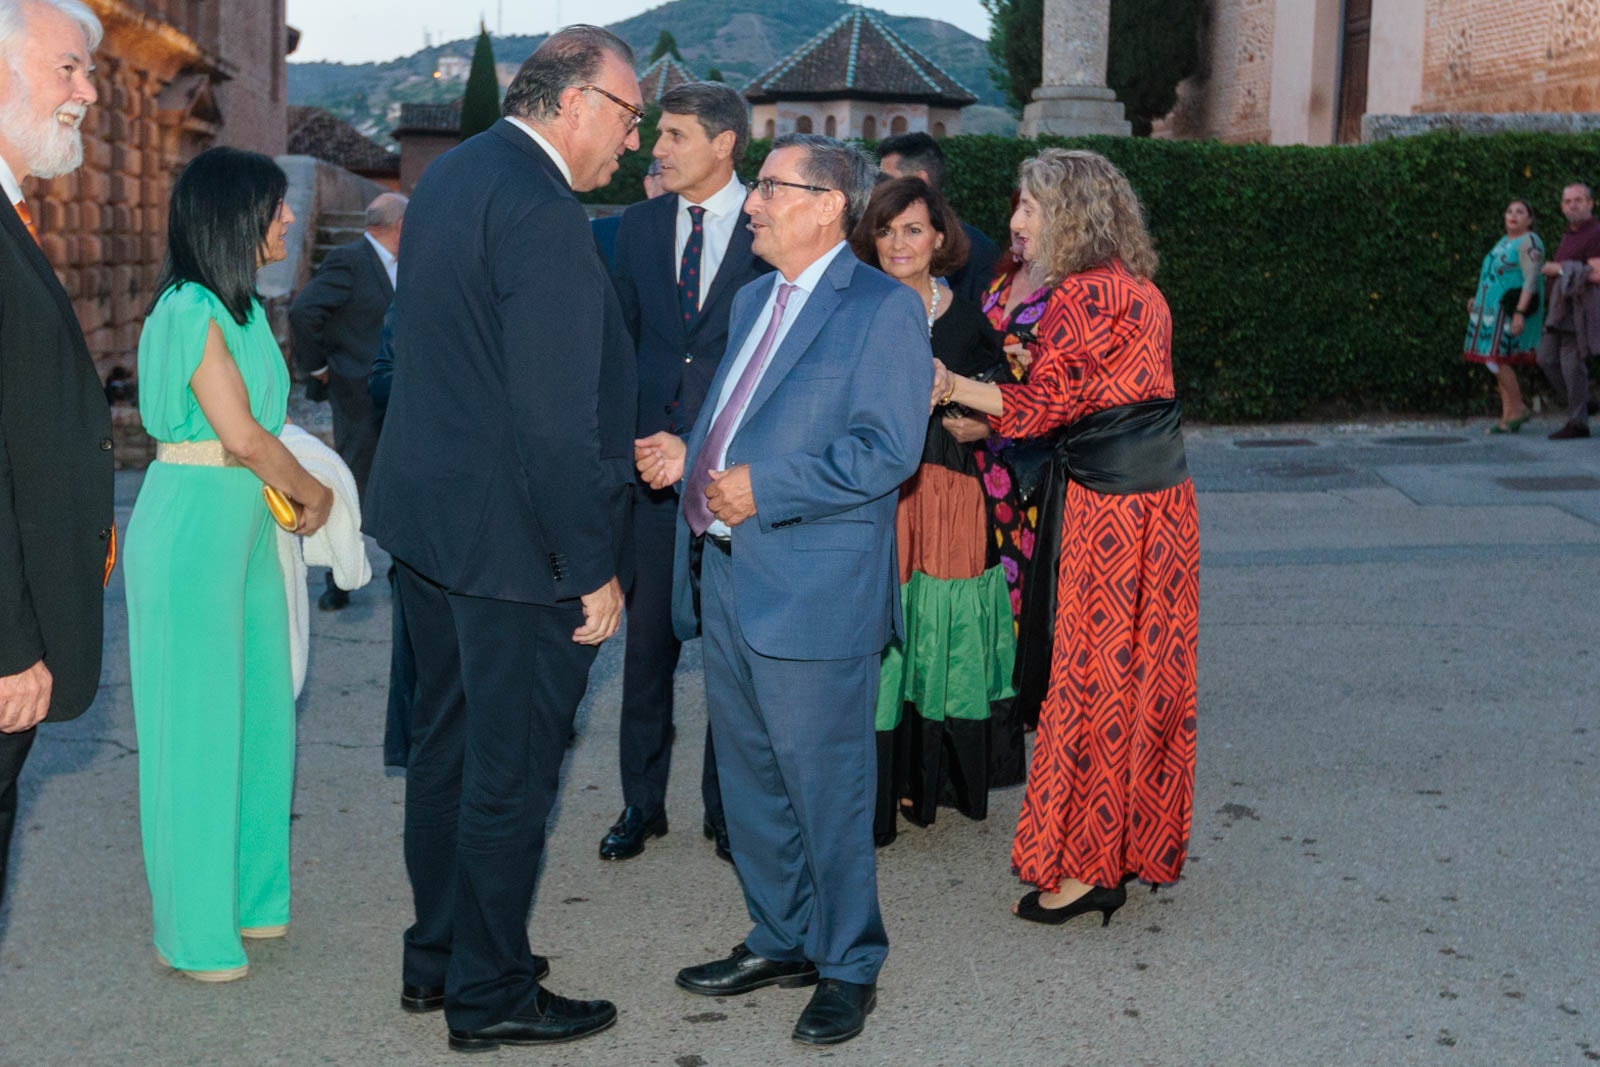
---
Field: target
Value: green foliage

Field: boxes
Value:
[650,29,684,63]
[1107,0,1204,136]
[574,107,663,207]
[609,130,1599,421]
[981,0,1041,115]
[705,66,724,82]
[458,27,501,142]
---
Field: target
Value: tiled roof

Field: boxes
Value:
[287,106,399,175]
[638,55,696,104]
[744,11,976,108]
[393,100,462,135]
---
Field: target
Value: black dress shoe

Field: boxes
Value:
[401,956,549,1013]
[599,806,667,860]
[703,816,733,864]
[792,979,876,1046]
[318,585,350,611]
[1550,422,1592,440]
[675,943,818,996]
[447,986,616,1051]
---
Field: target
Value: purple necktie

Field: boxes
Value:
[683,282,797,535]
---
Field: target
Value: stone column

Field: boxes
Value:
[1019,0,1131,137]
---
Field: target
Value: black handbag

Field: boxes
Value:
[1500,286,1539,316]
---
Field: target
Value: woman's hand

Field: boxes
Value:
[941,413,990,443]
[1466,297,1476,314]
[930,358,954,411]
[1507,312,1525,337]
[1004,342,1032,373]
[295,482,334,536]
[634,432,686,490]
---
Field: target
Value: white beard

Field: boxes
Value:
[0,86,86,179]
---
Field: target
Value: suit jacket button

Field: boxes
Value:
[98,527,111,540]
[99,438,112,451]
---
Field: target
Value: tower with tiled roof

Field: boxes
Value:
[638,55,697,105]
[742,10,977,141]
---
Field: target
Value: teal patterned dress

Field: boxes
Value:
[1463,232,1544,368]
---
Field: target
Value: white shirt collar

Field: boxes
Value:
[0,155,24,207]
[364,231,397,271]
[680,172,747,218]
[505,117,573,187]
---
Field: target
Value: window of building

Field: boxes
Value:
[862,114,877,139]
[795,115,813,133]
[890,115,908,135]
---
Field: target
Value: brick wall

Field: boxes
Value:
[19,0,288,402]
[1420,0,1600,112]
[1157,0,1275,142]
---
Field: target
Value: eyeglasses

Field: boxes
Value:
[578,84,645,131]
[747,177,836,200]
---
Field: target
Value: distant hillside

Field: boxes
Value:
[288,0,1001,143]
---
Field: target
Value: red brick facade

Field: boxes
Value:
[19,0,290,384]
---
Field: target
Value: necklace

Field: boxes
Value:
[926,277,941,335]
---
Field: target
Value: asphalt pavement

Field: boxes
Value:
[1,413,1597,1067]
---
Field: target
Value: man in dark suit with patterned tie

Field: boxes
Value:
[601,82,769,863]
[290,191,406,610]
[0,0,112,904]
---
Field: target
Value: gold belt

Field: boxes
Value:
[154,440,244,467]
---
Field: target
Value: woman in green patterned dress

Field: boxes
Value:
[124,147,332,982]
[1463,199,1544,434]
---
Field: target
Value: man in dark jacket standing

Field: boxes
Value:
[0,0,112,903]
[363,25,641,1051]
[290,190,406,609]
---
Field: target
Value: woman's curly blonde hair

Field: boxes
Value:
[1019,149,1158,283]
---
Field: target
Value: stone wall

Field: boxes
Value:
[210,0,289,156]
[1419,0,1600,113]
[1154,0,1275,142]
[1363,111,1600,142]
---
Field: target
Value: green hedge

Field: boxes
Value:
[591,129,1600,422]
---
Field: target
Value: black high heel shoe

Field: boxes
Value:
[1013,884,1128,926]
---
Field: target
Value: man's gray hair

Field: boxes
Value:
[365,192,408,229]
[0,0,103,62]
[502,25,634,123]
[772,133,876,235]
[659,81,750,163]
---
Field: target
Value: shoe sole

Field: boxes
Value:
[404,960,550,1013]
[240,925,287,939]
[447,1013,617,1051]
[675,970,819,997]
[156,950,248,983]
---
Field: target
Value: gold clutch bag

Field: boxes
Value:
[262,486,301,531]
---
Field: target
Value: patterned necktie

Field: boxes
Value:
[683,283,797,536]
[13,200,39,245]
[678,205,706,324]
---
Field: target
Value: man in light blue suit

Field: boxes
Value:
[634,134,932,1047]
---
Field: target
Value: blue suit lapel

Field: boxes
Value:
[737,250,855,428]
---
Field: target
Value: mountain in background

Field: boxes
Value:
[287,0,1008,145]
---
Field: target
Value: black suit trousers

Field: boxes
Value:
[620,486,721,824]
[0,727,36,905]
[328,370,379,500]
[395,559,597,1031]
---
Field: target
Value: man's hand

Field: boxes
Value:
[634,431,686,489]
[941,413,991,443]
[1542,262,1562,278]
[0,660,52,733]
[311,369,330,384]
[573,577,623,646]
[706,465,755,526]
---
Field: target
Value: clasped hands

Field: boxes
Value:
[634,432,756,526]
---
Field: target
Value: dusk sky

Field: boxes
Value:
[286,0,993,65]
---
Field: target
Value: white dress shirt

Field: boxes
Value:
[0,155,25,211]
[674,173,748,310]
[505,116,574,187]
[364,232,398,289]
[702,241,848,537]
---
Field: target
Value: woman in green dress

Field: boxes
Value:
[1463,199,1544,434]
[124,147,332,982]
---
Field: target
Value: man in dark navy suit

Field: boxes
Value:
[363,25,642,1051]
[876,132,998,304]
[289,191,406,610]
[0,0,112,906]
[601,81,768,864]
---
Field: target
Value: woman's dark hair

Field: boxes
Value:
[1506,198,1536,227]
[148,146,288,325]
[848,176,969,278]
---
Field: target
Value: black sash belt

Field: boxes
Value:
[1011,397,1189,726]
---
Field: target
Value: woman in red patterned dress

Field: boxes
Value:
[931,149,1199,926]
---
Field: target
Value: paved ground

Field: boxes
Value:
[2,414,1598,1066]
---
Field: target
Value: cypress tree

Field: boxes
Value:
[459,23,501,141]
